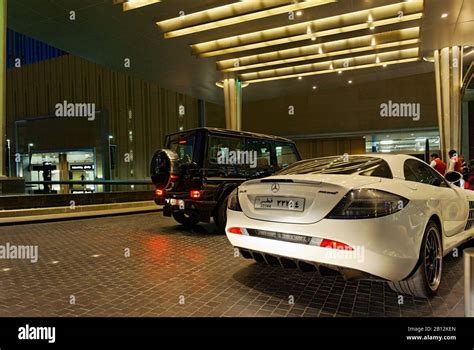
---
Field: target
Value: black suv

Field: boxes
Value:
[150,127,301,231]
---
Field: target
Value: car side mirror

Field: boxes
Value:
[445,171,463,187]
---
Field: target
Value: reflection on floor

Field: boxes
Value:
[0,213,466,317]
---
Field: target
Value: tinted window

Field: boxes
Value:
[205,136,245,178]
[246,139,273,177]
[167,134,195,164]
[277,156,393,179]
[275,142,299,170]
[404,159,446,187]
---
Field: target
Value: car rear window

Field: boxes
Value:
[276,156,393,179]
[167,134,195,164]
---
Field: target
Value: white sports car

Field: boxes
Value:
[225,154,474,298]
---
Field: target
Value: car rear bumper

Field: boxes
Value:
[225,204,426,281]
[162,200,217,222]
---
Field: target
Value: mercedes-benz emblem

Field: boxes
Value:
[271,183,280,193]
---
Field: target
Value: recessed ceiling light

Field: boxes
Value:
[441,13,448,18]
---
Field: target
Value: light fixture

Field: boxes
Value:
[312,85,317,90]
[191,1,424,57]
[239,48,419,84]
[109,135,114,140]
[348,80,353,84]
[215,81,250,88]
[157,0,335,38]
[441,13,448,18]
[116,0,161,11]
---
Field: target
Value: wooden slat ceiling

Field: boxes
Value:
[8,0,474,103]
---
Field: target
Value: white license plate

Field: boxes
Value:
[170,199,185,209]
[254,196,305,212]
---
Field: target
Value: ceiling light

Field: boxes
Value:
[158,0,335,38]
[120,0,161,11]
[312,86,317,90]
[191,1,424,57]
[441,13,448,18]
[348,80,353,84]
[239,48,419,83]
[215,80,250,88]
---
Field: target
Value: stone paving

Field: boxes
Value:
[0,213,467,317]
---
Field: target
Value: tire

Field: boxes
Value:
[388,220,443,298]
[172,212,199,227]
[213,195,228,234]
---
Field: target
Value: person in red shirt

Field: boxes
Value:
[430,153,446,175]
[447,149,462,173]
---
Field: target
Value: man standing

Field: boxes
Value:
[447,150,462,173]
[430,153,446,175]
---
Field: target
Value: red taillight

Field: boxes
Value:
[190,190,202,199]
[320,239,353,251]
[155,188,166,197]
[228,227,243,235]
[170,174,179,181]
[178,138,187,145]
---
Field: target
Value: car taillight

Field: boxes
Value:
[155,188,166,197]
[228,227,243,235]
[170,174,179,182]
[320,239,353,251]
[227,188,242,211]
[190,190,202,199]
[326,189,409,219]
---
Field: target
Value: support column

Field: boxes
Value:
[434,46,463,161]
[223,75,242,131]
[0,0,6,176]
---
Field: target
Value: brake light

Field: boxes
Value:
[190,190,202,199]
[228,227,243,235]
[170,174,179,181]
[155,188,166,197]
[320,239,353,251]
[178,138,187,145]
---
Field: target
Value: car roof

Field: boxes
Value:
[168,127,296,143]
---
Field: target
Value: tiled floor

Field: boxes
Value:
[0,213,468,317]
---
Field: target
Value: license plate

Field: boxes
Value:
[170,199,185,209]
[254,196,305,211]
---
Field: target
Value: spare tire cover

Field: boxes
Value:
[150,149,179,189]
